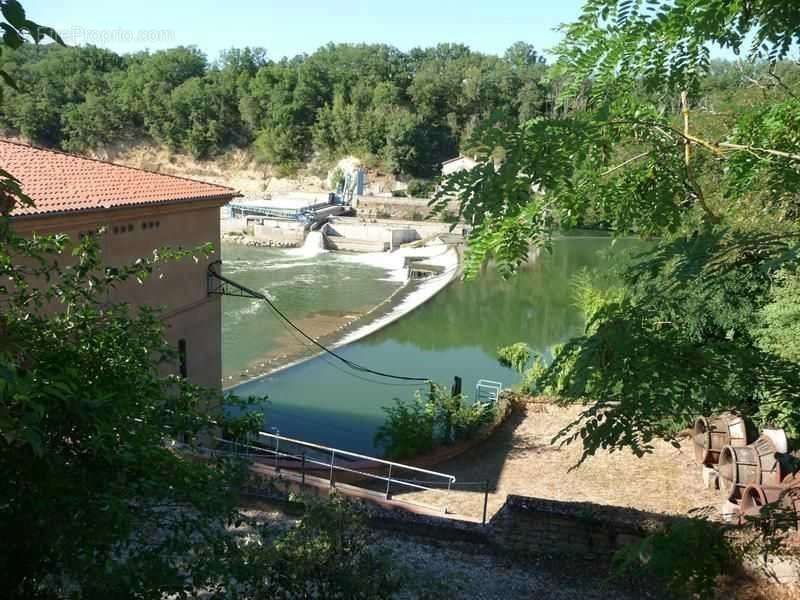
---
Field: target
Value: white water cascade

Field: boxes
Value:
[292,230,327,257]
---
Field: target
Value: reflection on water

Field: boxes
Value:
[229,236,644,454]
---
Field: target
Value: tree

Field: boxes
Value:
[433,0,800,458]
[0,38,550,176]
[0,7,399,597]
[432,2,800,591]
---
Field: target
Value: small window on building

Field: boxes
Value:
[113,226,119,234]
[127,224,134,232]
[178,339,188,379]
[142,222,148,230]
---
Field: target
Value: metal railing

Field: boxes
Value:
[230,200,333,222]
[215,431,459,515]
[475,379,502,404]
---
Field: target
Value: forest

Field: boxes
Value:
[0,41,548,177]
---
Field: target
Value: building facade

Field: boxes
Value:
[2,140,239,389]
[440,155,478,178]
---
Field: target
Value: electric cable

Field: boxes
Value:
[211,263,431,383]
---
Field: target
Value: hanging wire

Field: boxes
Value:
[211,262,431,383]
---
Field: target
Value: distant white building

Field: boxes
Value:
[440,155,478,177]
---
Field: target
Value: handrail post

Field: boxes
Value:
[482,480,489,526]
[385,464,393,500]
[329,450,336,488]
[274,435,280,471]
[301,451,306,487]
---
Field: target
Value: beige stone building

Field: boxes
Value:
[2,139,239,389]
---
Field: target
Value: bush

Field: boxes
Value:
[497,343,532,373]
[373,397,435,459]
[233,494,399,598]
[406,178,435,198]
[441,210,459,223]
[612,518,735,600]
[329,166,345,191]
[375,384,496,459]
[391,189,407,197]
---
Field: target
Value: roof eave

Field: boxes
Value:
[9,191,242,221]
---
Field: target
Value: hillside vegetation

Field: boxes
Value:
[0,42,549,178]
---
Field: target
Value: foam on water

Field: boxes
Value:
[286,230,328,259]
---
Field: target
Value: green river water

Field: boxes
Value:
[224,236,640,454]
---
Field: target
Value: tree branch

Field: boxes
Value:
[600,151,650,176]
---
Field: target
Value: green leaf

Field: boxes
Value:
[1,0,26,30]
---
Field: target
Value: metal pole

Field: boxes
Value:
[274,435,280,471]
[385,464,393,499]
[301,451,306,487]
[482,480,489,526]
[329,450,336,487]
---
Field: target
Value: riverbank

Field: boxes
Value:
[223,240,461,390]
[389,401,720,522]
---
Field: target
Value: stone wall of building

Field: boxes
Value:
[14,200,225,389]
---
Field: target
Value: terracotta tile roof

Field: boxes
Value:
[1,139,239,217]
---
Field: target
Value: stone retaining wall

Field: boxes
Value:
[353,195,460,221]
[486,495,667,563]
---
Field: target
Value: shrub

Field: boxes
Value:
[612,518,735,600]
[391,189,407,197]
[406,179,435,198]
[441,210,459,223]
[497,343,532,373]
[329,166,344,191]
[520,356,548,395]
[237,494,399,598]
[373,396,435,459]
[375,384,496,459]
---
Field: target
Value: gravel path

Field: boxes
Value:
[375,533,636,599]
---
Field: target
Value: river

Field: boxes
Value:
[224,235,641,454]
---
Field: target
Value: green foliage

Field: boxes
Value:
[756,269,800,363]
[0,227,272,596]
[437,2,800,482]
[0,0,62,99]
[520,356,548,396]
[405,178,435,198]
[536,230,800,461]
[329,166,344,190]
[613,518,735,599]
[373,395,435,459]
[0,41,550,175]
[375,384,495,459]
[556,0,800,101]
[497,342,532,373]
[226,494,398,598]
